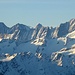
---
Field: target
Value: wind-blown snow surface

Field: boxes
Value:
[0,19,75,75]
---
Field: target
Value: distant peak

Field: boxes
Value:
[12,23,24,29]
[13,23,28,28]
[0,22,5,24]
[0,22,5,26]
[0,22,8,28]
[11,23,30,31]
[38,23,42,25]
[15,23,25,26]
[35,23,42,28]
[69,18,75,25]
[70,18,75,21]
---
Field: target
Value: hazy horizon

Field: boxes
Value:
[0,0,75,27]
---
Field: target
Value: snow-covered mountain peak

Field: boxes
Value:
[69,18,75,32]
[69,18,75,25]
[11,23,30,31]
[35,23,42,29]
[53,18,75,37]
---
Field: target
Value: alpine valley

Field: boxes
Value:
[0,19,75,75]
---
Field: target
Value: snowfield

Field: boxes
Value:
[0,19,75,75]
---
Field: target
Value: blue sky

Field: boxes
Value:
[0,0,75,27]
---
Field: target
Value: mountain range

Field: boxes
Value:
[0,18,75,75]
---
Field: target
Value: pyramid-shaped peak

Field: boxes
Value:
[37,23,42,26]
[35,23,42,29]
